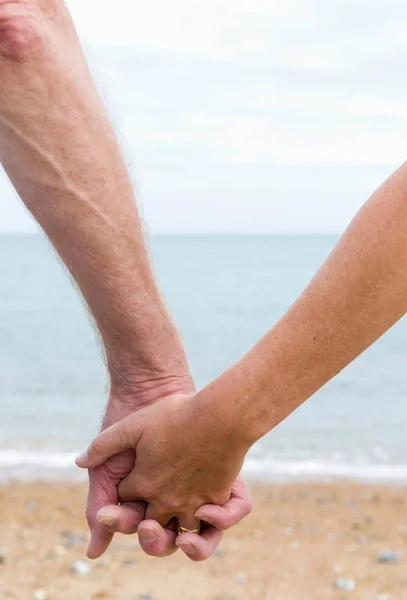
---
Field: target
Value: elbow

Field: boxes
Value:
[0,1,47,62]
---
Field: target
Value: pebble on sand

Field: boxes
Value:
[61,531,85,548]
[335,578,356,591]
[377,551,401,564]
[235,572,248,583]
[32,589,47,600]
[122,558,137,567]
[71,560,92,575]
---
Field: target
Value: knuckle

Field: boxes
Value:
[104,451,135,481]
[0,1,46,61]
[124,502,145,523]
[90,437,104,458]
[155,497,183,515]
[136,479,156,502]
[121,523,139,535]
[177,499,201,514]
[203,507,222,525]
[157,493,183,510]
[212,493,230,507]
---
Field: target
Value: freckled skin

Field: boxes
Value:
[194,164,407,444]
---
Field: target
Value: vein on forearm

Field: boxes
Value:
[0,112,117,231]
[0,79,185,381]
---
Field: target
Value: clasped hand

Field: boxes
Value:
[77,393,252,561]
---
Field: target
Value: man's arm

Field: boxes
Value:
[0,1,188,393]
[78,160,407,528]
[0,0,194,558]
[0,0,251,560]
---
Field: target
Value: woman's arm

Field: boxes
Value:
[214,160,407,443]
[78,160,407,531]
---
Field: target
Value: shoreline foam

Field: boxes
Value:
[3,450,407,484]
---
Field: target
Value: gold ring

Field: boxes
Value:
[177,524,201,535]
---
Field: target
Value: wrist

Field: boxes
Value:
[106,311,195,404]
[110,371,195,410]
[197,347,285,449]
[196,376,259,455]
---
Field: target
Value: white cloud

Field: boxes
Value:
[279,45,344,70]
[161,111,404,167]
[68,0,319,61]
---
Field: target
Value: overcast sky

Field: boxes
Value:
[1,0,407,233]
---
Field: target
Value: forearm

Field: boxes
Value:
[203,162,407,443]
[0,4,192,394]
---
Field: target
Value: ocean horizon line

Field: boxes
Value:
[0,231,341,239]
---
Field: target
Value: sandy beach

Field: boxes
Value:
[1,480,406,600]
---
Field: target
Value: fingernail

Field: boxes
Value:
[75,451,88,467]
[197,515,212,525]
[98,517,116,528]
[177,542,196,556]
[138,527,158,543]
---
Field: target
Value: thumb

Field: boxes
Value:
[75,414,143,469]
